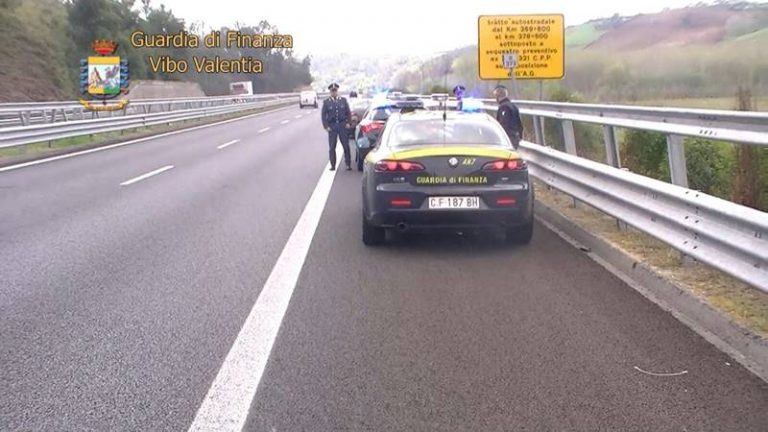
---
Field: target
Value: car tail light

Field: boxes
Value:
[361,121,386,134]
[374,160,425,172]
[482,159,527,171]
[496,197,517,206]
[390,198,412,207]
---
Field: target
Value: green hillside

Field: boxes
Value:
[0,0,75,101]
[565,23,605,48]
[0,0,312,101]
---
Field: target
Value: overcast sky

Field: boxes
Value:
[155,0,703,57]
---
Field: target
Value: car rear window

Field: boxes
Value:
[388,120,508,147]
[372,106,399,121]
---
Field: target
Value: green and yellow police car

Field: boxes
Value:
[361,110,534,245]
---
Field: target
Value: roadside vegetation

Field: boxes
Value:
[0,0,312,102]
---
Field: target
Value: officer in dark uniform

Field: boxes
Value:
[493,85,524,149]
[321,83,352,170]
[453,85,465,111]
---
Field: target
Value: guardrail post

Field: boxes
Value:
[561,120,580,207]
[533,115,543,145]
[562,120,577,155]
[603,125,620,168]
[666,133,694,265]
[666,134,689,188]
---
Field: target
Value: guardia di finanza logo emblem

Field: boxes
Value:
[79,40,130,111]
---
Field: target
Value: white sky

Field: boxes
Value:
[155,0,703,57]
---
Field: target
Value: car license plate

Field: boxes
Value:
[428,196,480,209]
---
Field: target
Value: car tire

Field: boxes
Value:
[313,103,318,108]
[505,219,533,245]
[363,214,385,246]
[299,104,303,109]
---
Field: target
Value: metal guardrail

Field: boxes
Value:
[521,140,768,292]
[0,92,330,127]
[0,96,300,148]
[474,102,768,292]
[469,98,768,189]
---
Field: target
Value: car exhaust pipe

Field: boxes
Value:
[396,222,408,232]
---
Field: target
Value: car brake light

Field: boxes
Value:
[390,198,412,207]
[482,159,526,171]
[361,121,386,134]
[374,160,425,172]
[496,197,517,206]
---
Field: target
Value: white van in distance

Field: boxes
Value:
[299,90,318,108]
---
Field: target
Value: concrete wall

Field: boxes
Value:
[127,80,207,99]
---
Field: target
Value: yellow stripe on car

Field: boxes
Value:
[382,146,520,160]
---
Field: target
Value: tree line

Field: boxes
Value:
[0,0,312,98]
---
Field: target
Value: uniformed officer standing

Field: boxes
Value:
[493,85,524,149]
[453,84,465,111]
[321,83,352,170]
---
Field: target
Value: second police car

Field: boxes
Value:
[361,109,534,245]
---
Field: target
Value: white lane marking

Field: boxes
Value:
[119,165,174,186]
[0,106,296,174]
[188,149,339,432]
[294,114,302,119]
[280,119,290,125]
[216,139,240,150]
[257,127,271,133]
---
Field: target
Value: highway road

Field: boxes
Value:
[1,105,767,431]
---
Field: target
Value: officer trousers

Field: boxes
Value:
[327,123,351,167]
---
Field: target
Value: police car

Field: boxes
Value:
[361,110,534,245]
[354,99,425,171]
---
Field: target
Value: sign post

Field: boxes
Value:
[478,14,565,81]
[502,53,520,99]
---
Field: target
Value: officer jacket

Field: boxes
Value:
[496,98,524,143]
[321,96,351,129]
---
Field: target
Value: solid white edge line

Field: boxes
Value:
[216,139,240,150]
[294,115,302,119]
[257,127,271,133]
[280,119,290,124]
[187,148,339,432]
[119,165,174,186]
[0,105,297,174]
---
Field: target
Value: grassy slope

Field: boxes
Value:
[565,23,605,48]
[0,0,74,102]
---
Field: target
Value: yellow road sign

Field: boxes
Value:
[478,14,565,80]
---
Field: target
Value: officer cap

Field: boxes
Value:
[328,83,339,90]
[453,85,466,94]
[494,84,508,91]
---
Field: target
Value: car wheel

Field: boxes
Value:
[505,219,533,245]
[314,103,318,108]
[362,214,385,246]
[299,104,303,109]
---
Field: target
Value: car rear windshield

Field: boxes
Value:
[371,106,399,121]
[388,120,508,147]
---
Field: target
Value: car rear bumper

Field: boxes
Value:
[367,208,531,229]
[365,183,533,229]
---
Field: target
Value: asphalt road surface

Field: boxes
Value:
[1,105,767,431]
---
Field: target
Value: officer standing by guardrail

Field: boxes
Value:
[321,83,352,171]
[493,85,524,149]
[453,85,465,111]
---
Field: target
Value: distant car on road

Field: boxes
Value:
[353,99,424,171]
[361,110,534,245]
[299,90,318,108]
